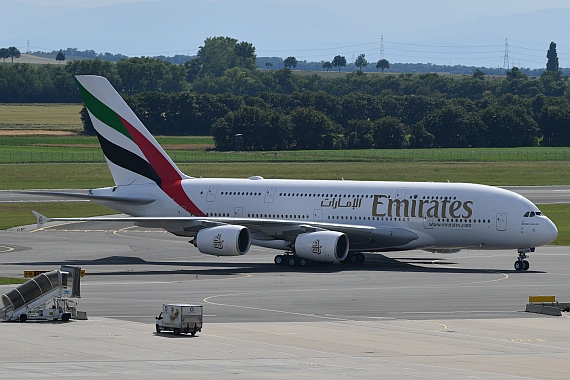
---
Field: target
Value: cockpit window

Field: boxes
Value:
[524,211,542,218]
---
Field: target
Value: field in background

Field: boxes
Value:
[0,104,84,132]
[2,162,570,189]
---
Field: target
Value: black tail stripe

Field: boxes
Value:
[96,132,162,187]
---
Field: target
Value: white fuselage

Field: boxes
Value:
[93,177,558,252]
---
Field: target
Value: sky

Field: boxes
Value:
[3,0,570,68]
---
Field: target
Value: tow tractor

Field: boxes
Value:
[1,266,82,322]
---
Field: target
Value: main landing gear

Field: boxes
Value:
[342,252,366,264]
[273,252,366,267]
[514,248,533,271]
[274,254,314,267]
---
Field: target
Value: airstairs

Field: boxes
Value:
[1,266,81,322]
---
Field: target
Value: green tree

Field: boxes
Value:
[479,104,539,147]
[373,117,407,148]
[7,46,20,63]
[332,55,347,72]
[506,67,526,80]
[212,106,292,150]
[345,119,375,149]
[291,107,344,149]
[354,54,368,71]
[539,103,570,146]
[116,57,187,95]
[56,50,65,64]
[418,103,483,148]
[322,61,333,72]
[191,36,256,78]
[66,58,118,79]
[472,69,485,80]
[0,48,8,63]
[265,61,273,69]
[375,58,390,73]
[283,56,298,69]
[546,42,559,72]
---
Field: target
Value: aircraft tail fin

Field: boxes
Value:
[75,75,190,187]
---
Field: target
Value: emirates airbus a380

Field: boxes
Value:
[33,75,558,271]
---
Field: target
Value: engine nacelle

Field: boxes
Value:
[294,231,349,263]
[195,225,251,256]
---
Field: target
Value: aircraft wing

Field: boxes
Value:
[32,212,419,250]
[22,191,155,205]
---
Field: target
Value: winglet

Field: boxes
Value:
[32,210,50,228]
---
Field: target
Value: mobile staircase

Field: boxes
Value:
[1,266,81,322]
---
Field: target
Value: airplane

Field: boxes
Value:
[32,75,558,271]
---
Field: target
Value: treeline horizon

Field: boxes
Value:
[1,36,570,151]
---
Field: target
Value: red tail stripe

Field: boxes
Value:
[118,115,205,216]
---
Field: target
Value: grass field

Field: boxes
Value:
[0,104,84,131]
[0,201,114,230]
[0,277,28,285]
[2,161,570,189]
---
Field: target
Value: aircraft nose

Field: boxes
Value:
[543,217,558,244]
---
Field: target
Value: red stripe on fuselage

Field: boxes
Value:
[118,115,205,216]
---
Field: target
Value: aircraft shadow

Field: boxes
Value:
[6,254,545,276]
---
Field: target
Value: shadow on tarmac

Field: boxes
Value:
[7,253,544,276]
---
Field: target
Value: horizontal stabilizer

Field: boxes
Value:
[32,210,49,228]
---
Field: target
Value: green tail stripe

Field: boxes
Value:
[76,78,133,141]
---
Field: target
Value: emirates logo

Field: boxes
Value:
[213,233,224,249]
[312,239,322,255]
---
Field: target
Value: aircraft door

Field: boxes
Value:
[234,207,243,218]
[207,186,218,202]
[264,187,276,204]
[177,206,189,216]
[423,217,433,229]
[496,213,507,231]
[313,209,323,222]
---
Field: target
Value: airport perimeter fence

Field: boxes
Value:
[2,148,570,164]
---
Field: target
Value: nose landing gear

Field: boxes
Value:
[515,248,534,271]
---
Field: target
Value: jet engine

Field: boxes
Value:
[294,231,349,263]
[194,225,251,256]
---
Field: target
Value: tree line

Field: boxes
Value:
[2,37,570,150]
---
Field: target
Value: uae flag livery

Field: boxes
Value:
[76,76,204,216]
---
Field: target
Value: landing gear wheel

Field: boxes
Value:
[349,253,358,264]
[515,250,530,271]
[298,258,311,267]
[357,253,365,264]
[156,324,161,333]
[274,255,283,265]
[523,260,530,271]
[288,257,297,267]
